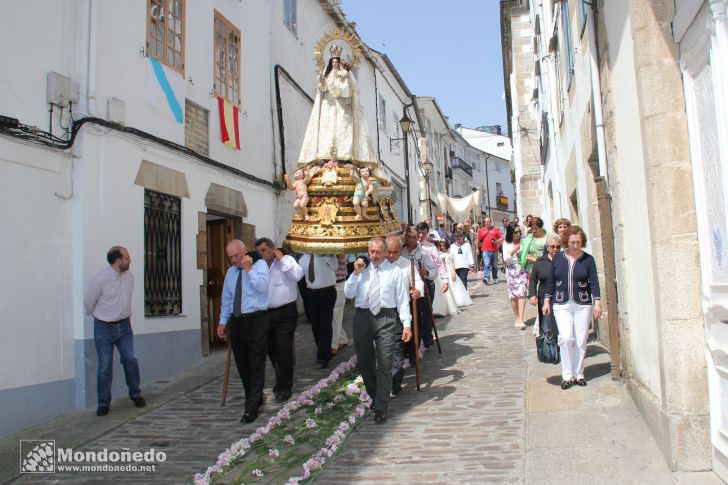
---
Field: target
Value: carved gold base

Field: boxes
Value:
[283,161,403,255]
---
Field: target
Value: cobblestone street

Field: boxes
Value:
[316,277,526,484]
[5,273,697,484]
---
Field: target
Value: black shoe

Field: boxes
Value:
[576,378,587,387]
[276,390,292,403]
[132,396,146,408]
[561,379,574,390]
[374,411,387,424]
[241,413,257,424]
[316,359,329,369]
[96,406,109,417]
[391,380,402,396]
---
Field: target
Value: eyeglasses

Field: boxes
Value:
[548,245,560,249]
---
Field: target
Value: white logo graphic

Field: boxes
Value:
[20,440,55,473]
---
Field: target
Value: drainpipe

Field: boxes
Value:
[587,3,607,183]
[588,2,619,379]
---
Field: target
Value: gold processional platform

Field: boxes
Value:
[283,162,403,255]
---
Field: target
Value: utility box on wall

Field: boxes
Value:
[47,72,79,108]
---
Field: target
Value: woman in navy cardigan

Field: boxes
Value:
[543,226,602,389]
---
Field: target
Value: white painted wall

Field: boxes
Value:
[457,127,515,215]
[603,0,662,397]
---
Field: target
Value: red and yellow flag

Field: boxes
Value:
[217,96,240,150]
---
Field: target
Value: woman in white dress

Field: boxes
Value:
[432,240,461,317]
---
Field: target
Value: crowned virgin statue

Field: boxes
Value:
[297,44,378,166]
[283,29,402,255]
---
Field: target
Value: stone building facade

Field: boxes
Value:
[501,0,715,474]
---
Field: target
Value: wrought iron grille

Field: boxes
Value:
[144,189,182,316]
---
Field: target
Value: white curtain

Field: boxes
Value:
[435,190,481,222]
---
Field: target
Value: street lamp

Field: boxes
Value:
[423,158,433,224]
[399,113,413,224]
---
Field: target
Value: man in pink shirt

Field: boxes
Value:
[477,217,503,285]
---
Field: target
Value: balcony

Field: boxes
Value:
[450,156,473,177]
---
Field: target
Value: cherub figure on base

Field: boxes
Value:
[350,166,377,220]
[285,165,319,221]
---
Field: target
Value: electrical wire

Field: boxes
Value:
[0,116,279,191]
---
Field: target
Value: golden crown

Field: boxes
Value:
[329,44,343,58]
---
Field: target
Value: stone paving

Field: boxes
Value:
[13,307,357,484]
[316,276,526,484]
[8,270,725,484]
[10,274,526,484]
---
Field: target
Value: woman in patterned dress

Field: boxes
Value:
[503,223,529,330]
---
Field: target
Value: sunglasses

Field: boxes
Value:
[548,245,560,249]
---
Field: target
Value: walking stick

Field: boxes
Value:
[410,259,421,391]
[221,325,232,406]
[421,265,443,355]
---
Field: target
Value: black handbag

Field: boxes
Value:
[536,313,560,364]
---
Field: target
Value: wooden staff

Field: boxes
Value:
[221,325,232,406]
[410,259,421,391]
[422,279,443,354]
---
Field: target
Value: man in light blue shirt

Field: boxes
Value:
[216,239,269,424]
[345,237,411,424]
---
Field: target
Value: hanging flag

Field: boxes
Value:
[217,96,240,150]
[146,56,184,124]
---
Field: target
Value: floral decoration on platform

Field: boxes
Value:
[193,355,371,484]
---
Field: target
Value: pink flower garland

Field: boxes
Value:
[285,391,372,484]
[193,355,359,485]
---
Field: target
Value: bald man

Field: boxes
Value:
[217,240,270,424]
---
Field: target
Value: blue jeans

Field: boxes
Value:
[94,318,141,407]
[482,251,499,283]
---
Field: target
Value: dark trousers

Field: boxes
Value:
[456,267,469,288]
[229,312,269,416]
[353,307,396,413]
[391,317,406,392]
[93,318,141,407]
[421,281,436,346]
[304,285,337,362]
[267,302,298,394]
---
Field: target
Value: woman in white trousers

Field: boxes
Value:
[542,226,602,389]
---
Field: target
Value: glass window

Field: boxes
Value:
[283,0,297,34]
[562,0,575,89]
[147,0,185,74]
[214,11,241,105]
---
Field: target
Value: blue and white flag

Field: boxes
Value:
[147,56,184,124]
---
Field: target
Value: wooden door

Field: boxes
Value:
[207,218,234,347]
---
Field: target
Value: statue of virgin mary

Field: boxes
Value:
[283,29,402,255]
[297,39,377,166]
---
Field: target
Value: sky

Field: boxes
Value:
[340,0,507,131]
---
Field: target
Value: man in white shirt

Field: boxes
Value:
[299,253,338,368]
[84,246,145,417]
[385,236,423,396]
[345,237,412,423]
[256,238,303,403]
[415,223,449,348]
[450,231,474,288]
[401,226,438,349]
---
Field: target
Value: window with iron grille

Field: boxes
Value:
[147,0,185,74]
[214,10,241,105]
[144,190,182,316]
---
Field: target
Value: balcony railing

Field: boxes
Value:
[450,157,473,177]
